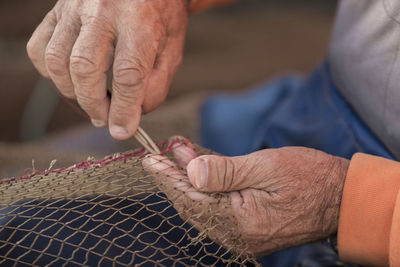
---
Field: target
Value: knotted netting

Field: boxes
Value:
[0,137,258,266]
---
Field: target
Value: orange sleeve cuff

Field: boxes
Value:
[338,153,400,266]
[188,0,235,13]
[390,190,400,266]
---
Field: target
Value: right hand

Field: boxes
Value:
[27,0,189,139]
[143,139,349,258]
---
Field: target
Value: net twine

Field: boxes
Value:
[134,127,161,155]
[0,137,259,266]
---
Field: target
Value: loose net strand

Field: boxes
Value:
[0,137,259,266]
[134,128,161,155]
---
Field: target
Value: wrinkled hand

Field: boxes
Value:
[27,0,188,139]
[143,140,349,258]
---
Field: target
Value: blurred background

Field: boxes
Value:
[0,0,337,177]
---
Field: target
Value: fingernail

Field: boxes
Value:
[195,159,208,189]
[91,119,106,128]
[110,125,130,139]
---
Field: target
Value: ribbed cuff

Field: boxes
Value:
[390,190,400,266]
[338,153,400,266]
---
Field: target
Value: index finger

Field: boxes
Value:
[108,29,159,140]
[143,155,211,203]
[69,18,114,127]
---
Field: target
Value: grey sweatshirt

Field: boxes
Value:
[329,0,400,158]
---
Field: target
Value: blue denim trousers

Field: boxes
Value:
[201,62,394,266]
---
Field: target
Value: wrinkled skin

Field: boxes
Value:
[143,138,349,258]
[27,0,189,139]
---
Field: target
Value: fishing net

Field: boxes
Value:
[0,137,258,266]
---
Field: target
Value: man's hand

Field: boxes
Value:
[27,0,188,139]
[143,140,349,257]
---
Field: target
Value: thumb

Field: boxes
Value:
[187,154,254,192]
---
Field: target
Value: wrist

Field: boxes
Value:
[322,156,349,236]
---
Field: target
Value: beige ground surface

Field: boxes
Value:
[0,0,336,177]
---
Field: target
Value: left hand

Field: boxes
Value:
[27,0,189,139]
[143,139,349,258]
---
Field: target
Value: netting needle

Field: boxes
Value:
[134,127,161,154]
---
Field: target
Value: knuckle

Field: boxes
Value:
[112,98,140,117]
[114,61,147,89]
[110,110,132,126]
[45,50,67,76]
[81,13,114,38]
[110,99,141,123]
[153,23,167,42]
[76,94,99,110]
[220,157,235,190]
[26,39,41,63]
[70,55,99,77]
[83,14,108,28]
[26,39,35,59]
[44,9,57,23]
[120,92,139,104]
